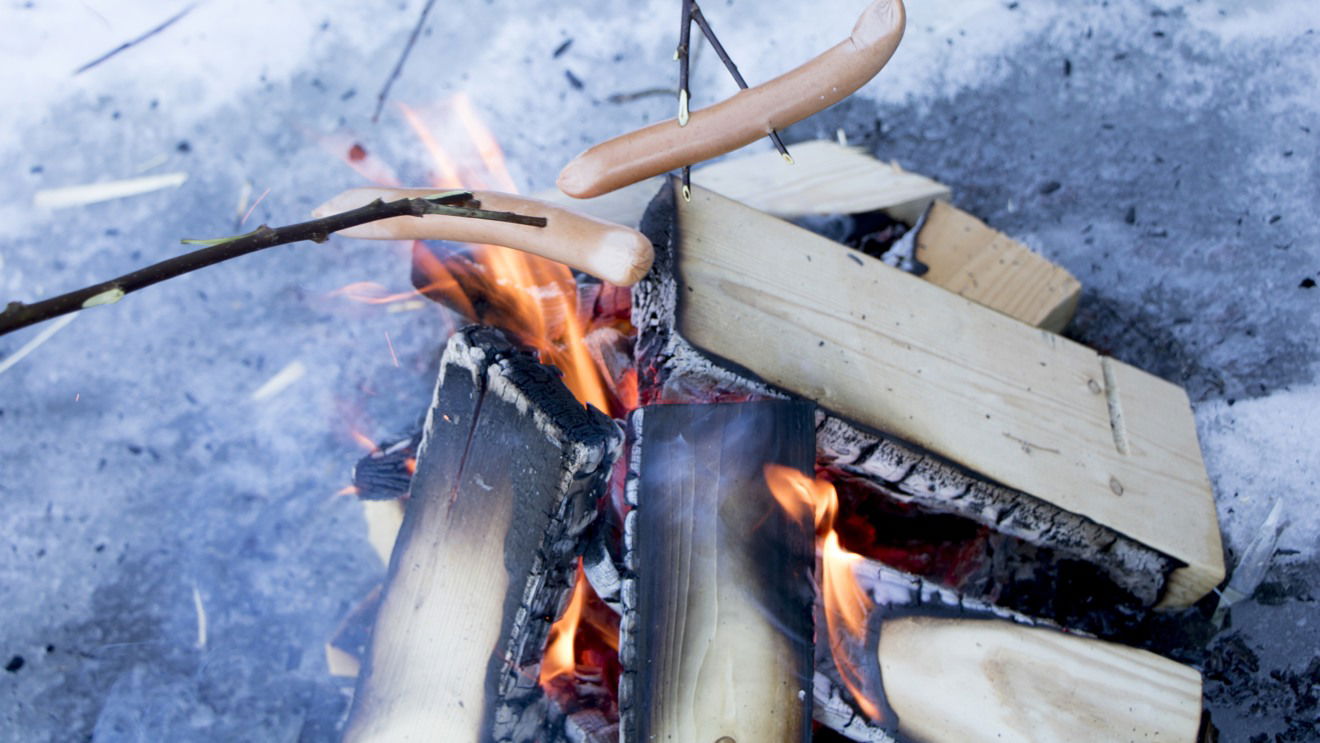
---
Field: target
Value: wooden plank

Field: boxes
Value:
[693,140,950,225]
[669,182,1222,607]
[342,326,620,742]
[879,616,1203,742]
[916,200,1081,332]
[538,142,1074,330]
[815,554,1203,742]
[535,141,947,228]
[621,402,816,743]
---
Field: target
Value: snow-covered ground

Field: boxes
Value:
[2,1,1317,740]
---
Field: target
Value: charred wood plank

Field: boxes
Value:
[342,326,621,742]
[620,401,816,743]
[815,557,1202,743]
[633,179,1220,608]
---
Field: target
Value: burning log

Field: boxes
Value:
[342,326,621,742]
[620,401,817,743]
[633,179,1223,609]
[816,557,1204,743]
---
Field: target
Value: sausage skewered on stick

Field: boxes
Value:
[558,0,906,200]
[314,188,655,286]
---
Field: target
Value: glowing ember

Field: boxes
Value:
[765,463,883,722]
[350,429,378,453]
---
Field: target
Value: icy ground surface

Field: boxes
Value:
[1,0,1317,740]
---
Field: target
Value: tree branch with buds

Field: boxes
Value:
[0,191,545,338]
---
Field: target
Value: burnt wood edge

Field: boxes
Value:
[619,402,817,743]
[814,557,1052,742]
[399,325,623,741]
[634,178,1178,608]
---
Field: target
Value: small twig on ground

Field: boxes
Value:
[607,87,678,104]
[691,1,792,162]
[0,192,546,337]
[373,0,439,122]
[74,3,197,75]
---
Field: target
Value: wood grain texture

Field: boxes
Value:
[916,200,1081,332]
[536,141,947,228]
[343,326,620,742]
[621,402,816,743]
[695,140,950,225]
[670,182,1222,606]
[879,616,1203,743]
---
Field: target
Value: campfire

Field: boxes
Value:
[315,83,1217,740]
[2,2,1241,741]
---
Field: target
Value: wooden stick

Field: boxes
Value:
[315,188,654,286]
[342,326,621,742]
[690,1,793,161]
[621,402,816,743]
[557,0,906,198]
[0,192,530,337]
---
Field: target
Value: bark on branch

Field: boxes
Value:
[0,192,545,337]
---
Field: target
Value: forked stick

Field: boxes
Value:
[557,0,906,199]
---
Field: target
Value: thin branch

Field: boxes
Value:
[691,1,792,162]
[0,192,546,338]
[74,3,197,75]
[373,0,439,122]
[678,0,694,200]
[677,0,693,127]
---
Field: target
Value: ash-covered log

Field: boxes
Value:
[342,326,621,742]
[620,401,816,743]
[632,178,1222,609]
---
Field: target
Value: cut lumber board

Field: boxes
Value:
[694,140,950,225]
[535,141,946,228]
[342,326,621,742]
[665,181,1222,607]
[814,556,1203,743]
[621,402,817,743]
[916,200,1081,332]
[538,142,1073,330]
[879,616,1203,742]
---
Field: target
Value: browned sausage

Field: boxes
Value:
[557,0,906,199]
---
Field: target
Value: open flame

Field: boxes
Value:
[335,95,623,693]
[541,561,590,687]
[764,464,883,723]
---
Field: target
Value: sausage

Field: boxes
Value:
[557,0,906,199]
[313,188,655,286]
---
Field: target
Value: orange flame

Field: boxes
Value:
[765,464,882,722]
[541,561,590,687]
[401,96,610,412]
[332,96,622,691]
